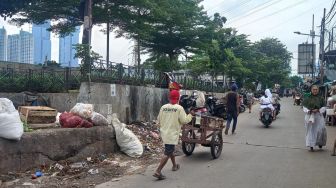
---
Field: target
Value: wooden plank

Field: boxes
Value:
[28,111,57,117]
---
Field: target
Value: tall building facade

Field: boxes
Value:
[0,26,7,61]
[7,34,20,62]
[7,30,34,64]
[32,22,51,64]
[59,26,80,67]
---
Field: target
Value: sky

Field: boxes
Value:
[0,0,334,74]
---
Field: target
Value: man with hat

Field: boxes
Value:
[153,90,194,180]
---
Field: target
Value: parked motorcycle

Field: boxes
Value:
[205,96,227,119]
[179,94,197,113]
[260,107,273,127]
[239,104,246,113]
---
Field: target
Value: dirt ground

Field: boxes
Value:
[0,122,183,188]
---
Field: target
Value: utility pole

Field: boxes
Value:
[106,0,110,70]
[311,14,315,80]
[319,8,326,84]
[82,0,92,46]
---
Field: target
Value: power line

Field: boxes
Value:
[227,0,283,24]
[325,0,336,21]
[220,0,253,16]
[254,1,329,37]
[235,0,306,29]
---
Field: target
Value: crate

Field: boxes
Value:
[19,106,57,125]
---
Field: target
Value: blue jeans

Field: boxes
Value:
[226,113,238,133]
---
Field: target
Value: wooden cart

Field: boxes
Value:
[181,115,225,159]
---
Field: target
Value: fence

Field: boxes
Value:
[0,60,225,93]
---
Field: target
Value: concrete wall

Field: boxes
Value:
[77,82,169,123]
[0,92,78,112]
[0,126,117,174]
[1,83,226,123]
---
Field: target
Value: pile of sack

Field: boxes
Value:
[59,103,109,128]
[0,98,24,140]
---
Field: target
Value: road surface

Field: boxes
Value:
[97,98,336,188]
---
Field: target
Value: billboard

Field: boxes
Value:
[298,43,316,75]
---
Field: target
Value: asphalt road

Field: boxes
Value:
[97,98,336,188]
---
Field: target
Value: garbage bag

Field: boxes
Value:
[0,98,24,141]
[70,103,94,119]
[60,112,93,128]
[111,114,143,157]
[195,90,206,108]
[316,126,327,146]
[91,112,108,126]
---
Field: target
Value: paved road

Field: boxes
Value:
[97,98,336,188]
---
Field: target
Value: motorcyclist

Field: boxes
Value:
[259,89,275,120]
[272,91,281,112]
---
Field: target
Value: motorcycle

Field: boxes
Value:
[260,107,273,127]
[239,104,246,113]
[179,94,197,113]
[273,103,280,116]
[294,95,302,106]
[205,96,227,119]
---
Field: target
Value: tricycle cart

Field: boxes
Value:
[181,115,225,159]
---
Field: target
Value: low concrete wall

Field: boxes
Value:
[0,84,226,123]
[77,82,169,123]
[0,126,117,174]
[0,92,78,112]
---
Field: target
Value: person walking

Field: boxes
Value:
[153,90,194,180]
[246,89,254,113]
[224,84,240,135]
[302,85,327,152]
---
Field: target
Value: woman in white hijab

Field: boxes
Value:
[259,89,275,120]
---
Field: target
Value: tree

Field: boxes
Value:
[290,75,303,87]
[252,38,292,89]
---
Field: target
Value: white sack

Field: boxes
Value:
[70,103,94,119]
[111,114,143,157]
[91,112,108,126]
[195,91,206,108]
[0,98,24,141]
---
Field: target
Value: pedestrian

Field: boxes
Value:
[153,90,194,180]
[246,89,254,113]
[302,85,327,152]
[224,83,240,135]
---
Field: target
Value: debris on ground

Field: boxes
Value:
[0,120,183,188]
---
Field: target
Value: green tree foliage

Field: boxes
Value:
[252,38,292,88]
[290,75,303,87]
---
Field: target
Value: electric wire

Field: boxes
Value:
[234,0,306,29]
[254,1,329,37]
[220,0,253,16]
[227,0,283,24]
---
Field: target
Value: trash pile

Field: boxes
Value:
[59,103,109,128]
[0,153,140,187]
[125,120,163,157]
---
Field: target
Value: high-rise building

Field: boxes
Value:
[19,30,34,64]
[7,34,20,63]
[59,26,80,67]
[7,29,34,64]
[32,22,51,64]
[0,26,7,61]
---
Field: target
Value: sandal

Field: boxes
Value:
[153,172,166,180]
[172,164,180,171]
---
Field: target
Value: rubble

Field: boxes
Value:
[0,121,179,187]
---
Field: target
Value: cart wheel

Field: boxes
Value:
[182,130,196,156]
[210,131,223,159]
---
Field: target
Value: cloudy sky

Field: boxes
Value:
[0,0,334,74]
